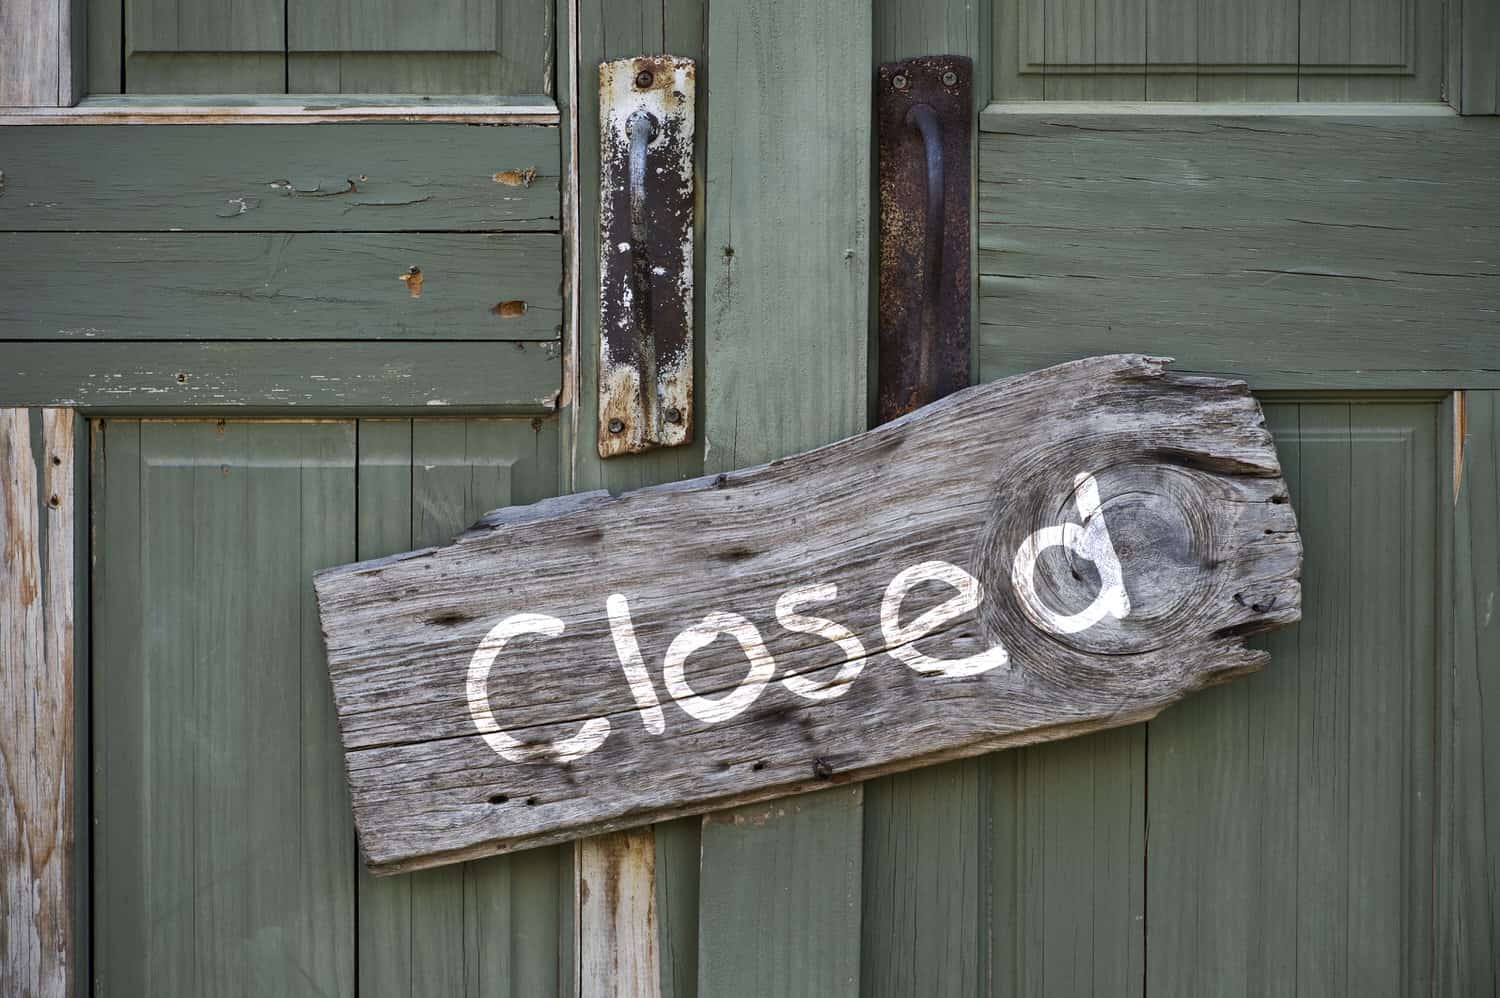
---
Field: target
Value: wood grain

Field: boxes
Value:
[1438,390,1500,994]
[314,355,1302,874]
[0,124,559,233]
[0,95,557,125]
[694,3,873,993]
[990,0,1441,101]
[564,6,710,996]
[1458,0,1500,113]
[286,0,551,96]
[0,233,562,342]
[978,113,1500,389]
[0,408,76,998]
[578,827,660,994]
[350,418,566,998]
[697,789,863,997]
[0,341,561,411]
[0,0,82,105]
[1145,402,1439,997]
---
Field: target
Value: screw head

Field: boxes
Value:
[635,69,654,89]
[607,418,625,434]
[892,73,909,90]
[942,70,958,86]
[665,406,683,424]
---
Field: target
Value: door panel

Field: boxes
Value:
[1145,402,1438,998]
[91,420,358,997]
[92,0,551,93]
[992,0,1443,100]
[90,417,564,998]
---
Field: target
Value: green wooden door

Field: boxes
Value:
[7,0,1495,993]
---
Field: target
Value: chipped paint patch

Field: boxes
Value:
[491,300,527,317]
[399,266,423,298]
[216,195,261,217]
[493,167,538,187]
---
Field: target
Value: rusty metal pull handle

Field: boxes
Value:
[626,109,661,438]
[876,55,972,426]
[905,102,945,305]
[598,55,696,458]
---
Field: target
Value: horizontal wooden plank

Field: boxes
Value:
[0,342,560,410]
[981,101,1456,119]
[0,233,561,341]
[314,355,1301,873]
[0,95,558,125]
[0,124,559,232]
[978,114,1500,388]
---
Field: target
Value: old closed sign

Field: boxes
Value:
[315,354,1302,875]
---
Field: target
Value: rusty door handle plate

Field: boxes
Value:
[877,55,972,424]
[598,55,696,458]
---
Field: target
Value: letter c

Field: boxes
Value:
[467,613,610,763]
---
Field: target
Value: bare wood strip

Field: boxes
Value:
[315,355,1303,875]
[1,407,75,998]
[578,828,661,995]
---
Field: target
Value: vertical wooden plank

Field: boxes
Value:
[700,0,869,467]
[1291,404,1354,996]
[0,0,69,103]
[860,761,983,997]
[992,0,1043,100]
[1,408,76,998]
[989,728,1145,996]
[1461,0,1500,112]
[866,10,988,984]
[87,0,123,92]
[353,419,420,998]
[1438,390,1500,994]
[695,2,869,994]
[566,1,708,995]
[579,827,660,993]
[698,789,864,996]
[357,417,564,998]
[1346,403,1435,995]
[90,418,154,998]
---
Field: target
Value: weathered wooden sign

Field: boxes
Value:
[315,355,1302,875]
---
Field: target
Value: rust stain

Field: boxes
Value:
[491,299,527,317]
[493,167,537,188]
[399,266,423,298]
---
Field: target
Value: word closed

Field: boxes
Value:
[465,473,1129,764]
[315,355,1302,874]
